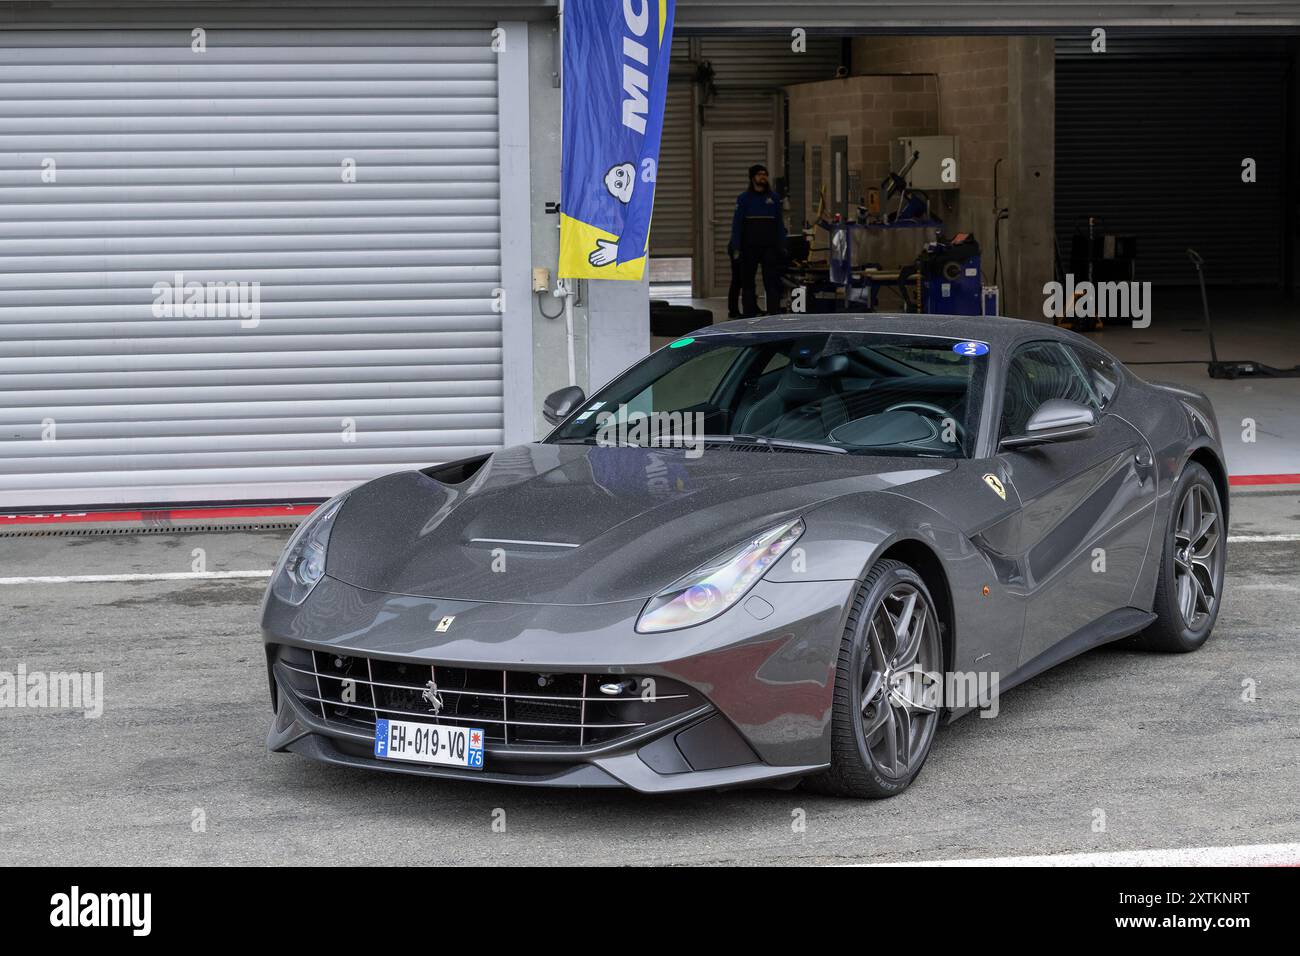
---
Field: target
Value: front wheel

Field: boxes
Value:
[1135,461,1226,652]
[806,560,943,798]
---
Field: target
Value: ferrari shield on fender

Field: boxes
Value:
[558,0,676,280]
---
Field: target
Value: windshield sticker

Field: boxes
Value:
[669,337,695,349]
[953,341,989,357]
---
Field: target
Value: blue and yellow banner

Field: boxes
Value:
[559,0,675,280]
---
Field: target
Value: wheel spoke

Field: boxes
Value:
[880,704,898,770]
[893,703,912,773]
[1190,548,1218,582]
[1190,567,1211,614]
[1177,570,1195,621]
[868,617,889,671]
[893,590,918,639]
[1193,510,1217,548]
[895,602,925,668]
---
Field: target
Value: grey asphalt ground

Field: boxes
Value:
[1,492,1297,866]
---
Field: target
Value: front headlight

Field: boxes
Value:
[635,518,805,633]
[270,493,349,606]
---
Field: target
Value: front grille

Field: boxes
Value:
[273,644,704,749]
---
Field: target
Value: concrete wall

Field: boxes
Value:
[1005,37,1055,322]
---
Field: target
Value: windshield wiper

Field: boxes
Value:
[699,434,848,455]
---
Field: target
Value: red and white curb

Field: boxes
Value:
[0,504,317,526]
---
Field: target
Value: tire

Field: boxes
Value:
[805,559,944,798]
[1133,461,1226,652]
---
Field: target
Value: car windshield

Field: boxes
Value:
[549,330,989,458]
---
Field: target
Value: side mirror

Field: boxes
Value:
[543,385,586,425]
[1000,399,1096,449]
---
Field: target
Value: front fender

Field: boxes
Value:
[764,490,1024,687]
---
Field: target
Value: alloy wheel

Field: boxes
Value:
[1173,483,1222,630]
[858,583,942,779]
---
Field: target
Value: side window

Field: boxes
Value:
[1000,342,1095,439]
[1072,347,1121,409]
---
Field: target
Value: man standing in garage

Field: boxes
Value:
[729,163,787,316]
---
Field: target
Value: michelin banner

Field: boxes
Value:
[559,0,675,280]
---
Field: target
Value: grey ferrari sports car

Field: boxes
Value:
[261,313,1227,797]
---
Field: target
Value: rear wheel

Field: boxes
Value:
[1135,462,1226,652]
[806,560,943,798]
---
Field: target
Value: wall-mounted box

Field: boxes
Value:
[891,135,960,190]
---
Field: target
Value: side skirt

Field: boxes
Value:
[945,606,1156,722]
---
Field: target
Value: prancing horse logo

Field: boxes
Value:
[422,679,444,716]
[982,473,1007,500]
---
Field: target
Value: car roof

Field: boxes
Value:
[692,312,1094,353]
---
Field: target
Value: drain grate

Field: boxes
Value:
[0,522,300,538]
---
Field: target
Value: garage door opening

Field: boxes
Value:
[647,31,1298,395]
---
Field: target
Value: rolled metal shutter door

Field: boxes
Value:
[652,80,695,257]
[0,29,503,508]
[1056,37,1289,286]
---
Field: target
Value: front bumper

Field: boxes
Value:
[262,574,854,793]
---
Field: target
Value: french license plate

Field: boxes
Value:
[374,718,484,769]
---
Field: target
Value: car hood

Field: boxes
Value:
[325,443,951,605]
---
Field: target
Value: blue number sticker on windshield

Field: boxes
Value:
[953,341,989,357]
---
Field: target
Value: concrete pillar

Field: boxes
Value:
[526,20,650,433]
[528,19,588,437]
[1006,37,1056,322]
[586,277,651,391]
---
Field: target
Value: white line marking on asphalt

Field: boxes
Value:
[864,842,1300,867]
[0,570,272,585]
[1227,533,1300,543]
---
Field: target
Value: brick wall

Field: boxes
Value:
[786,74,941,268]
[852,36,1011,281]
[783,36,1052,317]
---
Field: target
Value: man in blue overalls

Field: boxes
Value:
[729,164,787,316]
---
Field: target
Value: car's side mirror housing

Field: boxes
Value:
[543,385,586,425]
[1000,399,1097,449]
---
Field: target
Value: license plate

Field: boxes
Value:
[374,718,484,769]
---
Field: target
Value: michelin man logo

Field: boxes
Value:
[605,162,635,203]
[589,161,636,267]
